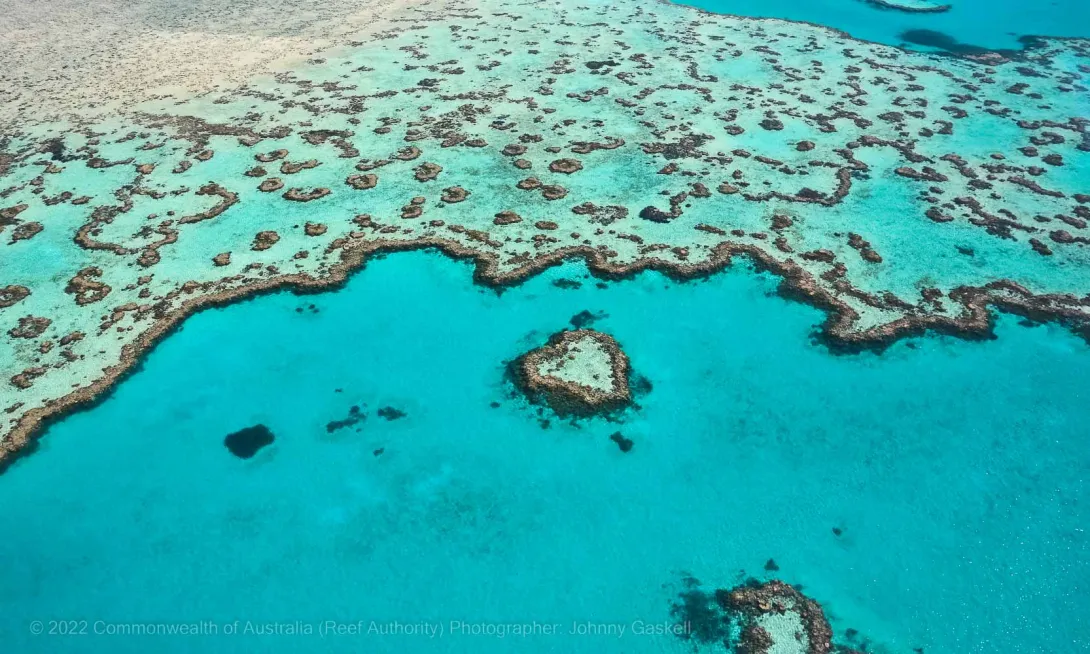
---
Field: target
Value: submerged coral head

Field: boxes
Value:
[223,424,275,459]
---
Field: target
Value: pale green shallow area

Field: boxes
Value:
[535,333,617,393]
[0,0,1089,459]
[758,608,809,654]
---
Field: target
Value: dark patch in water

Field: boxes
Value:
[224,424,275,459]
[630,373,653,396]
[569,309,607,328]
[609,431,634,453]
[377,406,406,420]
[373,447,385,456]
[326,405,365,433]
[669,578,730,644]
[899,29,991,55]
[764,558,779,572]
[553,278,582,289]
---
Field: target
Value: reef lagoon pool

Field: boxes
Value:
[677,0,1090,54]
[1,250,1087,653]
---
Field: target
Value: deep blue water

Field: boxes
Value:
[1,250,1088,653]
[677,0,1090,53]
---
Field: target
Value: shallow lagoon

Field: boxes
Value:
[1,250,1087,653]
[681,0,1090,52]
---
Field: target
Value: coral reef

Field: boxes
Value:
[718,580,834,654]
[223,424,275,459]
[671,577,871,654]
[512,329,631,416]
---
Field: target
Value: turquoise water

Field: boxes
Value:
[1,250,1088,653]
[679,0,1090,52]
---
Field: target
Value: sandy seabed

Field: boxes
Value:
[0,0,422,125]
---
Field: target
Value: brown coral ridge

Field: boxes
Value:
[511,329,632,417]
[179,183,238,224]
[717,580,834,654]
[3,235,1090,475]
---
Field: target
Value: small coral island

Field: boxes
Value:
[719,581,842,654]
[673,577,877,654]
[512,329,631,417]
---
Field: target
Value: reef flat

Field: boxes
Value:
[0,0,1088,466]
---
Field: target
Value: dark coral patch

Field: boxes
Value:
[441,186,470,203]
[548,158,583,174]
[413,162,442,182]
[0,285,31,309]
[377,406,406,421]
[258,177,284,192]
[669,578,731,645]
[326,405,366,433]
[346,173,378,190]
[569,309,606,328]
[609,431,633,452]
[224,424,275,459]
